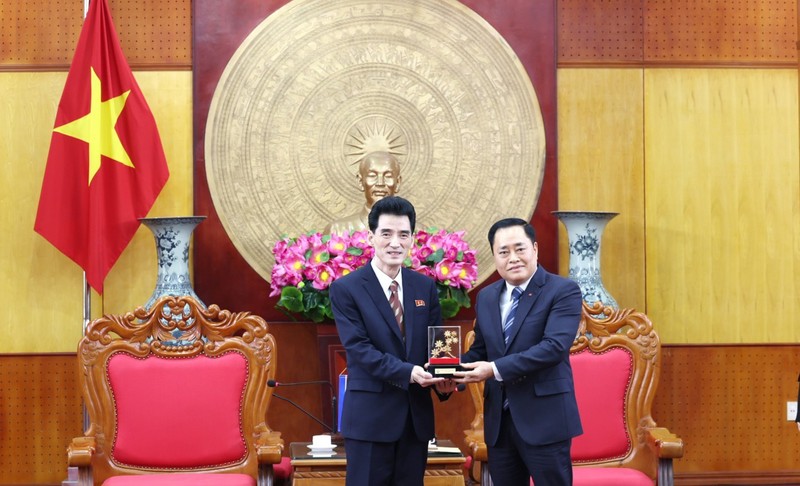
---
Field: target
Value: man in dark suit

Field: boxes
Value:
[330,196,455,486]
[456,217,583,486]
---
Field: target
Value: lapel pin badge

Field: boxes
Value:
[415,300,426,307]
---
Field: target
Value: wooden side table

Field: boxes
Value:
[290,440,465,485]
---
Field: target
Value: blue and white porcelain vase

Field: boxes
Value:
[141,216,207,310]
[552,211,618,310]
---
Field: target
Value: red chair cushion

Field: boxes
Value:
[108,352,248,468]
[274,456,292,479]
[574,466,653,485]
[103,473,256,485]
[531,467,653,485]
[570,348,633,462]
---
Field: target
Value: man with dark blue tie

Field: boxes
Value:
[330,196,454,486]
[456,217,583,486]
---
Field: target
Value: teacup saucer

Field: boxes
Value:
[307,444,336,453]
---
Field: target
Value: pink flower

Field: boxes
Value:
[462,250,477,264]
[448,262,478,289]
[327,234,349,256]
[310,248,330,267]
[405,253,422,269]
[310,263,336,290]
[415,245,434,261]
[331,261,356,279]
[349,230,371,248]
[291,234,311,254]
[415,265,435,279]
[426,231,447,252]
[434,260,454,283]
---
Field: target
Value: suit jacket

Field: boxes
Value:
[330,263,442,442]
[463,266,583,447]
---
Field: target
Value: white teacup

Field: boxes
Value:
[312,434,332,447]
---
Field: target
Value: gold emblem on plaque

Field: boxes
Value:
[205,0,546,286]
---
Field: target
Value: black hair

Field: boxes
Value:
[368,196,416,233]
[487,218,536,253]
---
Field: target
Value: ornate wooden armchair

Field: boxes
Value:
[463,303,684,485]
[68,296,284,486]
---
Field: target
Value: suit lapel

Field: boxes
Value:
[505,267,546,350]
[486,281,506,356]
[362,265,405,343]
[400,268,415,353]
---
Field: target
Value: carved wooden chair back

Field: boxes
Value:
[463,303,683,485]
[68,296,284,486]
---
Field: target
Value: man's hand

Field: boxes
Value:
[434,378,458,394]
[453,361,494,383]
[411,365,443,387]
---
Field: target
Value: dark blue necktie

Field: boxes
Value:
[503,287,524,345]
[502,286,523,410]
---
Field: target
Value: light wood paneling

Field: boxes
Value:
[0,72,84,353]
[644,69,800,344]
[0,71,193,353]
[557,68,646,311]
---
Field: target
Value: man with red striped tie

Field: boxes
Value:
[331,196,455,486]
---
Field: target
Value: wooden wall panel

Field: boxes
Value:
[654,345,800,478]
[0,355,82,485]
[2,72,86,354]
[0,0,191,70]
[644,0,797,64]
[556,68,646,311]
[0,71,193,354]
[644,68,800,344]
[558,0,644,63]
[558,0,797,66]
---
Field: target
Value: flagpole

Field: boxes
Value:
[82,273,91,435]
[82,272,91,334]
[81,0,91,438]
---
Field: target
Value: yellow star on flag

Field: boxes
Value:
[54,67,134,184]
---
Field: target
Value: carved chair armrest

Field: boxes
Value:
[463,429,487,462]
[67,436,96,467]
[646,427,684,459]
[646,427,684,486]
[255,430,284,465]
[464,428,492,485]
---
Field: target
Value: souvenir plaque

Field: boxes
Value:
[428,326,462,377]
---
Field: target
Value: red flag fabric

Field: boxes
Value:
[35,0,169,294]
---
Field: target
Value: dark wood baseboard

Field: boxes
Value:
[676,471,800,485]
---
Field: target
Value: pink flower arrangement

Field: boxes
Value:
[270,228,477,321]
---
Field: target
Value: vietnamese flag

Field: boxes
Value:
[34,0,169,294]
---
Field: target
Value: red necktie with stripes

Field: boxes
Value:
[389,280,404,336]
